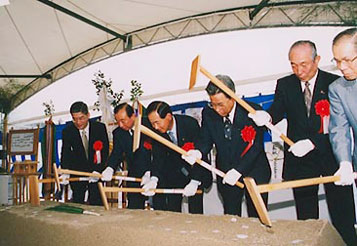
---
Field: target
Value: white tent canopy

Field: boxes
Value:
[8,26,346,127]
[1,0,355,126]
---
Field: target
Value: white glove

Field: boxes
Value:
[101,167,114,181]
[181,149,202,165]
[288,139,315,157]
[140,171,151,186]
[248,110,271,127]
[59,174,70,185]
[141,176,158,196]
[183,179,201,197]
[223,169,242,186]
[89,171,100,183]
[334,161,355,186]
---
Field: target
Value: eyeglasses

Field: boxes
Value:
[208,102,225,109]
[331,55,357,67]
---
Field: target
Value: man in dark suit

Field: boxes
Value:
[249,40,357,245]
[183,75,271,216]
[101,102,151,209]
[142,101,212,213]
[60,101,109,205]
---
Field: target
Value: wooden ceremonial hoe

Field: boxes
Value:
[189,55,294,147]
[28,174,91,206]
[98,182,203,210]
[244,173,357,227]
[53,163,142,192]
[134,119,244,189]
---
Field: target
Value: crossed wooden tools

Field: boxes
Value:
[189,55,294,147]
[28,165,141,206]
[52,164,139,191]
[131,55,296,191]
[244,173,357,227]
[28,164,203,208]
[189,55,357,227]
[132,119,245,189]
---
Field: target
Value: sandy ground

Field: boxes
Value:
[0,201,344,246]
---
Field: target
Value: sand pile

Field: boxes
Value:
[0,201,343,246]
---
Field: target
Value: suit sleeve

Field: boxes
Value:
[188,117,211,186]
[106,130,124,170]
[328,84,352,163]
[235,105,267,176]
[60,127,74,170]
[94,123,109,172]
[131,131,153,177]
[150,140,167,182]
[196,108,214,156]
[269,79,287,124]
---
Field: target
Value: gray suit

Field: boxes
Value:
[329,78,357,169]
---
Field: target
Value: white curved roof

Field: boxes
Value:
[0,0,355,112]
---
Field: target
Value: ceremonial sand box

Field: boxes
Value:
[0,201,343,246]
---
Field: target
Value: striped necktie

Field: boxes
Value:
[81,130,89,159]
[304,81,312,117]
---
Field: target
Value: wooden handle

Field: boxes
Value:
[29,175,40,206]
[244,177,272,227]
[199,65,294,147]
[132,112,142,152]
[39,177,87,183]
[265,122,294,147]
[57,168,142,182]
[53,163,61,191]
[58,168,102,177]
[140,125,244,189]
[98,182,110,210]
[258,174,354,194]
[102,186,203,194]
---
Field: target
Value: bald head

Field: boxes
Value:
[333,28,357,52]
[332,28,357,81]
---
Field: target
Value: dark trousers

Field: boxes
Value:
[70,181,102,206]
[217,180,268,217]
[153,193,204,214]
[293,183,357,246]
[127,193,146,209]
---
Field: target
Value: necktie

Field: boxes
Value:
[224,115,232,140]
[81,130,89,159]
[168,131,177,145]
[304,81,312,117]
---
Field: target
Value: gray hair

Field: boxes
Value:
[333,28,357,52]
[289,40,317,60]
[205,74,235,98]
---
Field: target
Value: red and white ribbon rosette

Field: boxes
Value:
[182,142,195,151]
[93,140,103,164]
[314,99,330,134]
[240,126,256,157]
[143,140,152,150]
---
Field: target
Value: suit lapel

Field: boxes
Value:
[127,129,133,149]
[174,115,181,146]
[87,122,93,161]
[292,76,310,119]
[309,71,328,128]
[175,115,187,147]
[311,70,328,107]
[74,123,88,161]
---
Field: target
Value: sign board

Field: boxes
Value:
[8,129,39,155]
